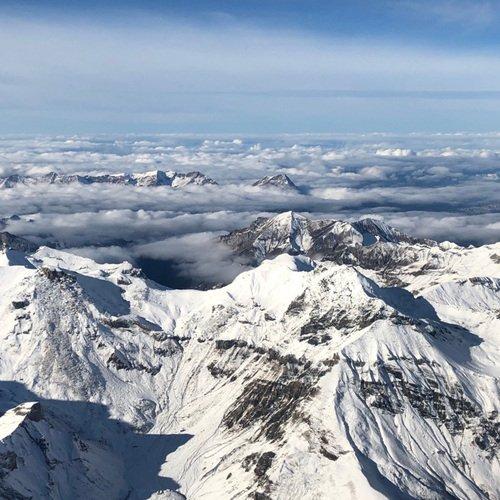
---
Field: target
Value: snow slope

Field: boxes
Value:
[0,232,498,499]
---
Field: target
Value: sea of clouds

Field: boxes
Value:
[0,133,498,286]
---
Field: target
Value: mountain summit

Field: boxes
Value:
[0,232,38,253]
[252,174,299,191]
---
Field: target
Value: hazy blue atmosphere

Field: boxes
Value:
[1,2,499,285]
[1,0,500,133]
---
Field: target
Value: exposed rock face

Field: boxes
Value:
[0,170,217,189]
[252,174,298,191]
[0,234,498,498]
[0,232,38,253]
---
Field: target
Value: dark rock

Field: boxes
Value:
[0,232,38,253]
[40,267,76,284]
[253,493,272,500]
[27,402,43,422]
[11,300,29,310]
[322,353,341,367]
[224,377,319,441]
[107,351,160,375]
[242,452,259,472]
[215,339,248,350]
[107,351,133,371]
[254,452,276,477]
[207,362,234,378]
[0,451,18,471]
[320,447,338,461]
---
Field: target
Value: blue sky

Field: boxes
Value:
[1,0,500,133]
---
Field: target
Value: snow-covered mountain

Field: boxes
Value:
[221,211,428,259]
[0,170,218,189]
[0,226,499,499]
[220,211,499,289]
[220,211,437,277]
[252,174,299,191]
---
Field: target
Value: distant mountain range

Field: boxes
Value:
[0,171,305,191]
[0,170,218,189]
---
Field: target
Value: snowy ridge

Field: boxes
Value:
[0,170,218,189]
[0,394,145,499]
[0,231,498,498]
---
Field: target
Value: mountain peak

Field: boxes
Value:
[252,173,298,190]
[353,217,434,246]
[270,210,305,224]
[132,169,175,186]
[171,171,218,188]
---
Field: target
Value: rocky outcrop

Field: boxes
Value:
[0,232,38,253]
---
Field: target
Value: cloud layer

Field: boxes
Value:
[0,133,498,285]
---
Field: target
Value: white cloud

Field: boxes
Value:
[375,148,415,157]
[132,233,251,284]
[0,133,498,286]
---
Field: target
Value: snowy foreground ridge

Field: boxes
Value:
[0,222,499,499]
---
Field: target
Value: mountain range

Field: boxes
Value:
[0,172,305,192]
[0,217,498,499]
[0,170,218,189]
